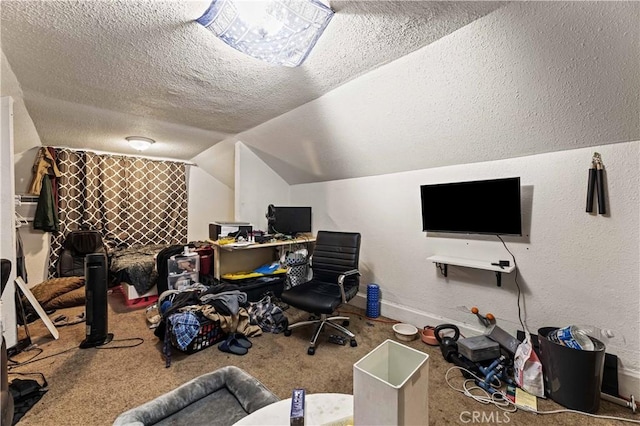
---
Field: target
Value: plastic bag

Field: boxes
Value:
[514,331,545,397]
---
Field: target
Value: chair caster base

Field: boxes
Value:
[342,320,350,327]
[307,347,316,355]
[350,339,357,347]
[284,329,292,336]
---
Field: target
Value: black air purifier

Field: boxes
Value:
[80,253,113,348]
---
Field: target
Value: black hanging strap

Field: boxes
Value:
[586,152,606,215]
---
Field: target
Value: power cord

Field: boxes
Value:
[7,346,43,366]
[445,366,515,412]
[8,337,144,368]
[496,235,526,332]
[446,366,640,424]
[518,405,640,423]
[8,346,77,369]
[95,337,144,349]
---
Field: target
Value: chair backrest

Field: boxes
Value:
[63,230,105,255]
[311,231,361,287]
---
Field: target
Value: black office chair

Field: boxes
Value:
[280,231,361,355]
[58,229,106,277]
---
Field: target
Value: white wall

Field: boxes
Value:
[1,51,42,155]
[14,228,48,287]
[187,141,291,238]
[186,165,234,242]
[290,141,640,395]
[190,138,236,190]
[235,142,290,231]
[14,148,38,194]
[1,97,18,347]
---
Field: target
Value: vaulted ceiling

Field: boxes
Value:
[2,1,638,187]
[1,1,502,157]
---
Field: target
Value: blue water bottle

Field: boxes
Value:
[366,283,380,318]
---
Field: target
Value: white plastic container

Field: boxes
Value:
[353,339,429,425]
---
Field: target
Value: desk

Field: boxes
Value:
[209,236,315,280]
[233,393,353,426]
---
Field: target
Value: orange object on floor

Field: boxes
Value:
[420,326,438,346]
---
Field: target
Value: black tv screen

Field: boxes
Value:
[420,177,522,235]
[268,206,312,236]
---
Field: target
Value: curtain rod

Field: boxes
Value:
[47,146,198,167]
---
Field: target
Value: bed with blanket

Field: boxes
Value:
[109,244,168,295]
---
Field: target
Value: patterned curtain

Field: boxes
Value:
[48,148,188,277]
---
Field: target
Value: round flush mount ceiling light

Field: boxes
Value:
[126,136,155,151]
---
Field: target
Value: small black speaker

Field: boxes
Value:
[80,253,113,349]
[266,204,276,234]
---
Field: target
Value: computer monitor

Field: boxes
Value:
[267,206,312,236]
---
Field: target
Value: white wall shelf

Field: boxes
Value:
[427,255,514,287]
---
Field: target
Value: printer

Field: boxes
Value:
[209,221,252,240]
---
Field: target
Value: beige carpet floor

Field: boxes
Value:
[7,288,637,426]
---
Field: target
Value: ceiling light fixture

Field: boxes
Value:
[196,0,334,67]
[126,136,155,151]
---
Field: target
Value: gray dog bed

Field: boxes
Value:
[113,366,279,426]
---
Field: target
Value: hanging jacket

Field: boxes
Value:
[28,147,61,196]
[33,175,59,232]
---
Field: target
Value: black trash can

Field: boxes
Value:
[538,327,606,413]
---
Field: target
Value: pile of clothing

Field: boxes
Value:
[153,284,288,367]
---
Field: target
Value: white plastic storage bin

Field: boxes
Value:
[168,252,200,290]
[168,272,199,291]
[353,339,429,425]
[168,253,199,275]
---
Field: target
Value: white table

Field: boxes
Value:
[234,393,353,426]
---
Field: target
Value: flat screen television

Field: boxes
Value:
[267,206,312,236]
[420,177,522,235]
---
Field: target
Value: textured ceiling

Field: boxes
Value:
[1,1,504,161]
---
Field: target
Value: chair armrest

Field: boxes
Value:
[337,269,360,303]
